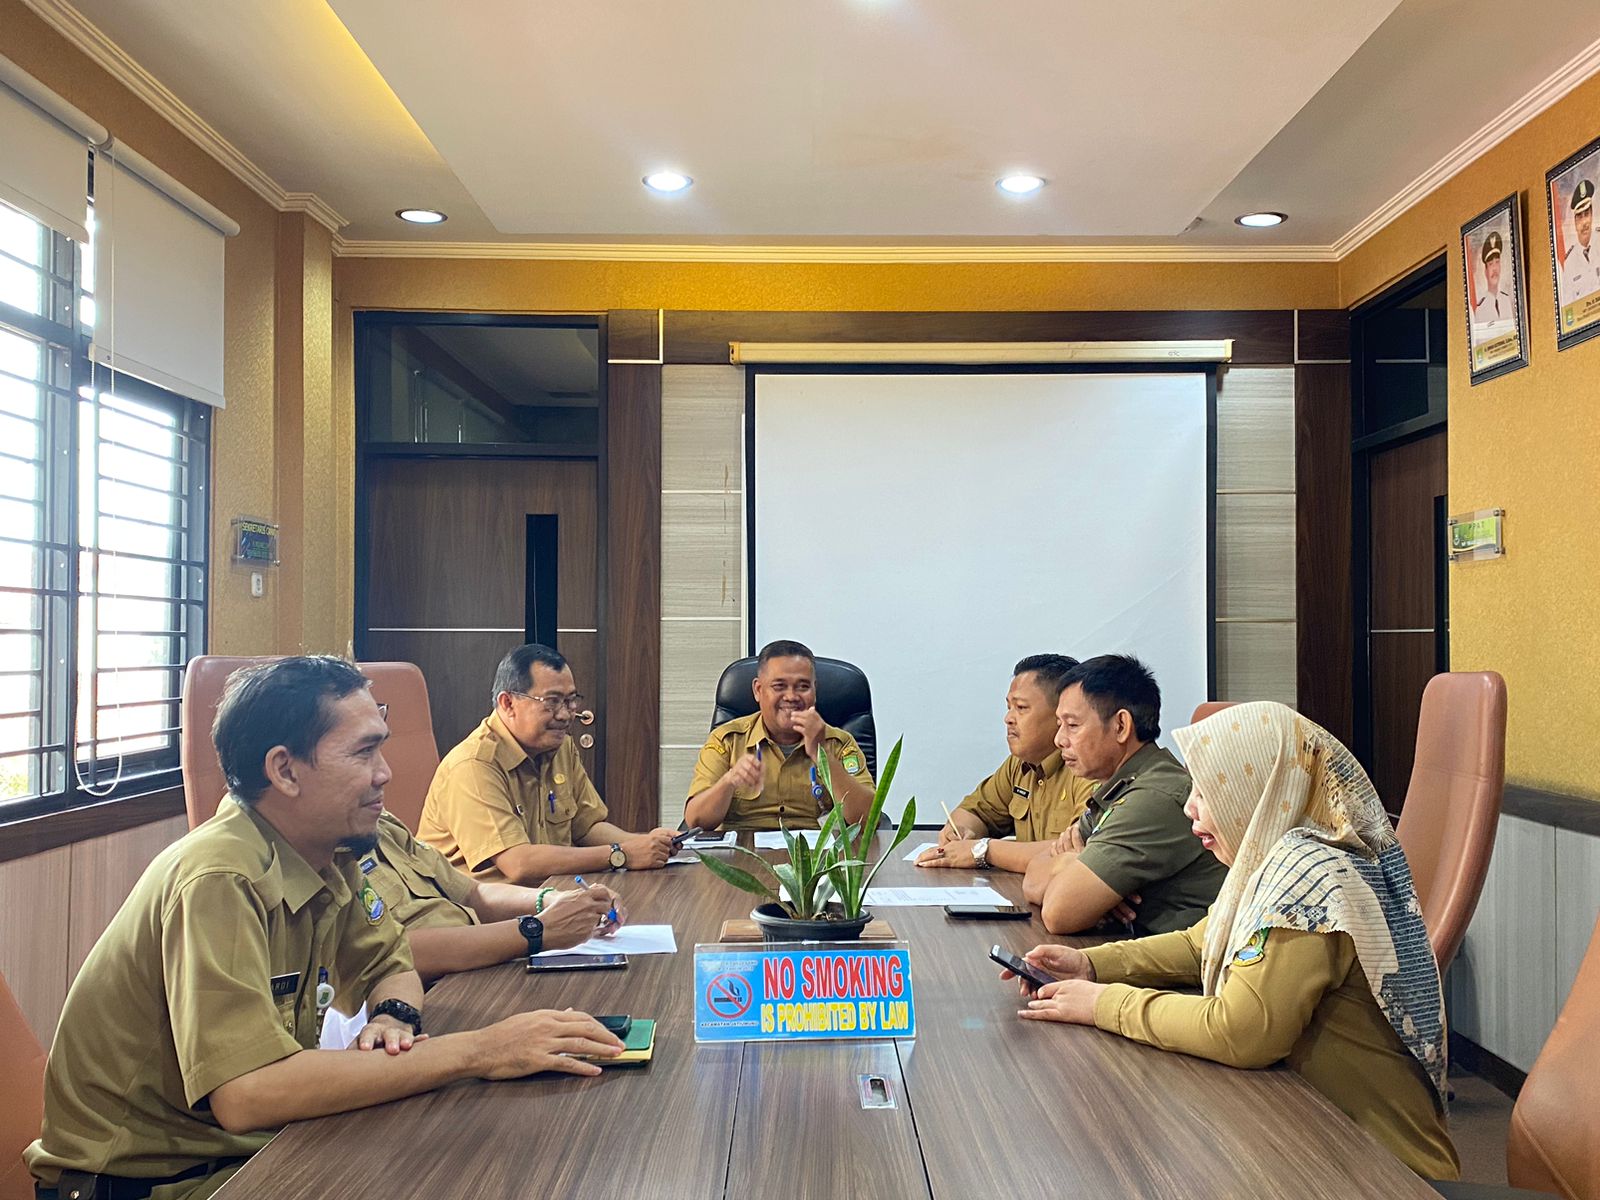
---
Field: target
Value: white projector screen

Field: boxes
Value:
[751,371,1211,820]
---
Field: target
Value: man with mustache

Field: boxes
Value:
[419,643,676,884]
[685,640,876,831]
[26,656,622,1200]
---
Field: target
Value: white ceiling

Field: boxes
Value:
[40,0,1600,249]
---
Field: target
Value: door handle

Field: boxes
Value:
[578,709,595,726]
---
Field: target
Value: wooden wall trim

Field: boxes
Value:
[603,359,662,831]
[0,786,186,864]
[1294,361,1354,744]
[665,311,1295,366]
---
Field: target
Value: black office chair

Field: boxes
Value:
[710,655,877,779]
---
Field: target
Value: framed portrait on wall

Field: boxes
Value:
[1546,134,1600,351]
[1460,195,1530,384]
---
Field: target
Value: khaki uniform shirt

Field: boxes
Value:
[26,800,413,1198]
[419,713,608,881]
[1074,742,1227,934]
[956,750,1097,842]
[689,713,873,831]
[1085,916,1459,1180]
[360,811,479,932]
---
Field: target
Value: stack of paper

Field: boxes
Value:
[534,925,679,956]
[862,886,1008,907]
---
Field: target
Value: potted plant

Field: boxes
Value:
[697,737,917,941]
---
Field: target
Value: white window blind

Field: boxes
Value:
[0,54,102,245]
[90,148,235,409]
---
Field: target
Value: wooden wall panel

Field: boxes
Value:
[1296,309,1353,363]
[605,362,662,832]
[0,845,70,1044]
[66,815,187,977]
[608,309,661,362]
[665,310,1294,366]
[1555,829,1600,1010]
[1294,363,1353,744]
[1216,367,1295,492]
[1216,495,1296,621]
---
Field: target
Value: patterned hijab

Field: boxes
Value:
[1171,701,1447,1103]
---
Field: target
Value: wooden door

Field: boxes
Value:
[359,457,602,781]
[1365,429,1447,812]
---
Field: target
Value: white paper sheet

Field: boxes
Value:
[752,831,792,850]
[534,924,678,956]
[901,841,939,862]
[862,886,1007,907]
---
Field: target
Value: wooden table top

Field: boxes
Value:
[218,837,1438,1200]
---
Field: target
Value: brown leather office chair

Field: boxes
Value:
[1189,700,1238,724]
[0,970,46,1200]
[1433,911,1600,1199]
[1394,671,1507,974]
[180,657,441,833]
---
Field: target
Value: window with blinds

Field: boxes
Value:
[0,199,208,819]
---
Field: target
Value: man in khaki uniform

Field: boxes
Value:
[685,640,876,831]
[27,657,623,1200]
[1023,654,1225,935]
[357,810,623,985]
[918,653,1097,874]
[419,644,676,884]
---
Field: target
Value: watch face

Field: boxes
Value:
[519,915,543,939]
[609,846,627,868]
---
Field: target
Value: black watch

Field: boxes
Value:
[609,842,627,871]
[518,914,544,956]
[370,997,422,1036]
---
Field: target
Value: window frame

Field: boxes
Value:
[0,206,209,826]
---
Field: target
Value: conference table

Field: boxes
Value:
[218,837,1438,1199]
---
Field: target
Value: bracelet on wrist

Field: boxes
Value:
[534,886,555,914]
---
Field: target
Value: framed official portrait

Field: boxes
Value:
[1460,195,1529,385]
[1546,134,1600,351]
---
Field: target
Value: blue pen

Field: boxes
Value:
[547,790,555,815]
[573,875,619,927]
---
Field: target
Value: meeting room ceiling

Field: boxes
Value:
[42,0,1600,249]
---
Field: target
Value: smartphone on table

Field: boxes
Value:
[945,904,1030,919]
[526,953,628,973]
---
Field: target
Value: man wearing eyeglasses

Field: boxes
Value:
[419,643,677,883]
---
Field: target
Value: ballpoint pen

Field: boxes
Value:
[573,875,620,928]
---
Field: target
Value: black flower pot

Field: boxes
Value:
[751,901,871,942]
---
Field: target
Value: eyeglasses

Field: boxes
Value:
[510,691,586,716]
[377,704,389,721]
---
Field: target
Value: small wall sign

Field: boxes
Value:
[1449,509,1504,562]
[231,517,279,565]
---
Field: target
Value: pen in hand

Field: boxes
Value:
[939,800,969,840]
[573,875,620,930]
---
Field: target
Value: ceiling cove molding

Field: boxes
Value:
[1333,33,1600,259]
[330,239,1339,264]
[20,0,347,232]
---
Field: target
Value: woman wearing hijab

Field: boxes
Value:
[1006,701,1459,1180]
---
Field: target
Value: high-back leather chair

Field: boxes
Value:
[180,657,441,833]
[1394,671,1507,974]
[1189,700,1238,725]
[0,970,45,1200]
[711,655,877,779]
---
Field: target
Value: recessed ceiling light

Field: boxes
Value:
[997,175,1046,196]
[1235,211,1287,228]
[643,171,693,194]
[396,208,447,225]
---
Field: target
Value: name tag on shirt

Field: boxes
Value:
[360,857,378,874]
[1012,786,1030,798]
[270,972,301,998]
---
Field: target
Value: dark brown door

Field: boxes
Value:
[360,457,602,780]
[1364,429,1447,811]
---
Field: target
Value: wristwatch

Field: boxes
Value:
[609,842,627,871]
[517,914,544,956]
[971,837,991,869]
[371,997,422,1035]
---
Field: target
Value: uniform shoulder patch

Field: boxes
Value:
[1232,928,1269,966]
[842,752,863,774]
[360,882,386,924]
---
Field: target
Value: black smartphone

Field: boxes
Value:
[945,904,1030,920]
[596,1014,633,1036]
[526,953,628,973]
[672,826,705,849]
[988,946,1057,993]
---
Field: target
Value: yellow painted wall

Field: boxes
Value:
[1341,71,1600,800]
[0,0,351,655]
[334,256,1338,314]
